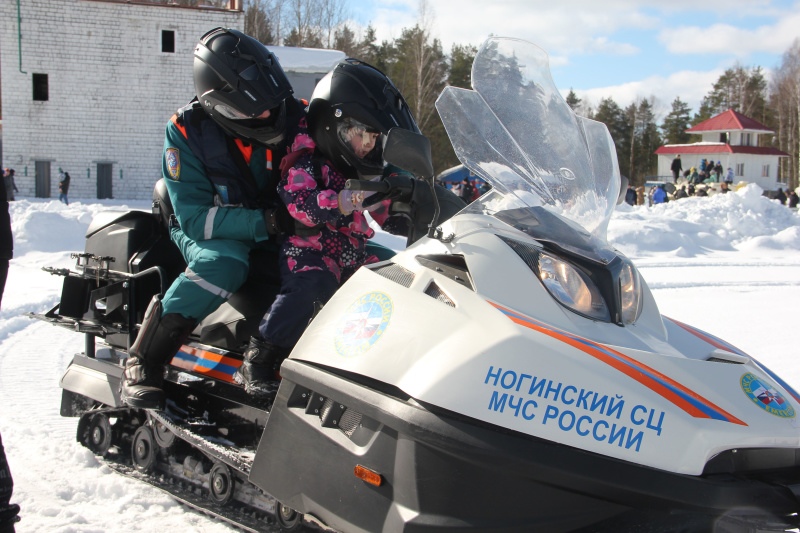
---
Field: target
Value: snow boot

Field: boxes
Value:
[120,295,195,410]
[234,336,290,396]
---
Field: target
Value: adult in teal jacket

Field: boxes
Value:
[121,28,303,409]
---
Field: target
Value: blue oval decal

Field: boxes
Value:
[741,373,795,418]
[334,292,392,358]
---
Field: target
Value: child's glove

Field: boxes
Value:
[338,189,378,215]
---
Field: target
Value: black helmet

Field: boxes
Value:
[193,27,293,146]
[307,58,419,176]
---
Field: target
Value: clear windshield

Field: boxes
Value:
[435,37,620,246]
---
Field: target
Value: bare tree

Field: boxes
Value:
[395,0,448,132]
[770,39,800,190]
[280,0,347,47]
[319,0,349,48]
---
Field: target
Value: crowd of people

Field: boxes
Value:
[625,181,799,207]
[671,155,733,186]
[446,176,491,204]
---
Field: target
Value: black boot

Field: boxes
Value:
[234,336,290,396]
[121,295,195,410]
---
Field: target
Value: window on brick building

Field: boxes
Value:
[762,164,770,178]
[736,163,745,176]
[162,30,175,53]
[33,73,49,101]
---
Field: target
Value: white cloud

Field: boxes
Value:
[658,10,800,56]
[573,68,723,115]
[366,0,653,55]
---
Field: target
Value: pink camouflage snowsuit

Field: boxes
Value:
[257,121,408,348]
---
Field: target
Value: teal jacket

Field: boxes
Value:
[162,106,274,245]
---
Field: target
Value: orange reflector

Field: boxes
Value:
[354,465,382,486]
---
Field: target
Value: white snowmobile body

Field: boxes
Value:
[250,37,800,532]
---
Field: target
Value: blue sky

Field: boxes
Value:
[349,0,800,119]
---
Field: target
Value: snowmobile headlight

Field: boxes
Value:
[537,252,610,322]
[619,261,643,324]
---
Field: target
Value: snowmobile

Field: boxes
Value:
[32,37,800,533]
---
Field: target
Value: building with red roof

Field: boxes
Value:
[655,109,788,191]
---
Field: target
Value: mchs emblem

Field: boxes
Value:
[741,372,795,418]
[334,292,393,358]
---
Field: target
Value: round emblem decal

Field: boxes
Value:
[334,292,393,357]
[740,373,795,418]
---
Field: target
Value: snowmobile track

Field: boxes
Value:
[103,459,279,533]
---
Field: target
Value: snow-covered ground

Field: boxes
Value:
[1,186,799,532]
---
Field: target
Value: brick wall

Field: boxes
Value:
[0,0,242,200]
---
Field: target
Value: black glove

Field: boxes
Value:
[262,207,295,236]
[361,175,416,208]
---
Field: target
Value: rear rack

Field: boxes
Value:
[27,253,168,357]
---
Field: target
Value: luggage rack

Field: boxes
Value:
[27,253,169,357]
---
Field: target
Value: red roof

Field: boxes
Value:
[686,109,772,133]
[655,144,788,156]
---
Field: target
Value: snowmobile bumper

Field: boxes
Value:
[251,359,800,533]
[60,350,125,415]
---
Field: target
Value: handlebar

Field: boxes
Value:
[345,179,391,193]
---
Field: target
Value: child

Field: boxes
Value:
[235,59,418,395]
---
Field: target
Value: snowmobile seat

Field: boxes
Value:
[152,178,174,231]
[192,248,282,351]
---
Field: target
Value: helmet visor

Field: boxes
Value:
[215,103,250,120]
[337,118,384,164]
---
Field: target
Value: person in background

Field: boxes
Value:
[688,166,698,184]
[58,170,71,205]
[3,170,17,202]
[788,189,799,209]
[652,184,667,204]
[674,185,688,199]
[725,167,734,186]
[714,161,723,181]
[624,184,637,206]
[671,154,682,182]
[720,182,730,194]
[0,165,20,533]
[695,185,708,197]
[775,188,787,205]
[636,185,645,205]
[235,59,418,395]
[459,177,475,204]
[121,27,304,410]
[470,181,481,203]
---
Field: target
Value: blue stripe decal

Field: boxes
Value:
[174,350,237,376]
[751,358,800,405]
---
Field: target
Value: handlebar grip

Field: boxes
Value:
[345,179,391,193]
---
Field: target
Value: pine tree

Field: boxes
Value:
[594,97,631,180]
[333,25,359,57]
[243,0,275,45]
[566,89,581,111]
[661,97,692,145]
[448,44,477,89]
[701,65,768,119]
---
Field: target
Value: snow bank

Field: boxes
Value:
[609,184,800,257]
[9,199,150,256]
